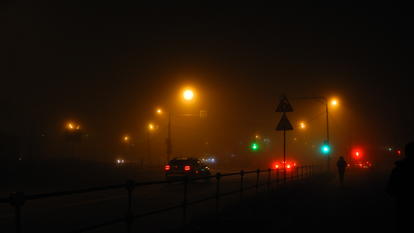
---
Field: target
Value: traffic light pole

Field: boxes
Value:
[325,100,330,172]
[166,111,172,163]
[283,129,287,184]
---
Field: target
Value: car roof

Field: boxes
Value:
[171,157,198,161]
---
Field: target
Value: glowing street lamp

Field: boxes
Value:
[183,89,194,101]
[123,135,130,143]
[156,108,163,115]
[330,98,339,107]
[66,122,80,131]
[148,123,155,131]
[299,121,307,130]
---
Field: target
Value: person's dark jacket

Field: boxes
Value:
[386,158,413,199]
[336,159,347,171]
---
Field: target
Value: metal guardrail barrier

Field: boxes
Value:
[0,165,318,233]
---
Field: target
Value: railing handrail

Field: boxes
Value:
[0,166,310,202]
[1,165,319,233]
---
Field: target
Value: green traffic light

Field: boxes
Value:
[321,144,331,155]
[251,142,259,151]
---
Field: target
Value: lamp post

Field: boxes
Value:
[64,121,82,159]
[156,88,196,163]
[294,96,339,171]
[146,123,155,168]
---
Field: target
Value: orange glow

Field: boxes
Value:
[67,123,74,129]
[148,123,155,131]
[156,108,163,115]
[299,121,306,129]
[123,135,130,142]
[330,98,339,107]
[66,122,80,131]
[183,89,195,101]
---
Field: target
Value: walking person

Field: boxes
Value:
[336,156,348,187]
[386,142,414,233]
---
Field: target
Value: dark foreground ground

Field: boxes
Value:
[177,168,396,233]
[1,165,396,233]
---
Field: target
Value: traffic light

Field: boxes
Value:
[352,147,363,159]
[320,143,331,155]
[250,142,260,151]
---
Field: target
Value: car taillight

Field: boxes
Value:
[165,165,171,171]
[184,165,191,171]
[275,164,279,169]
[286,164,291,169]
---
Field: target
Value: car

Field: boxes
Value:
[272,161,297,171]
[348,161,372,169]
[165,157,211,181]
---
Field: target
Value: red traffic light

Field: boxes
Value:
[351,147,363,159]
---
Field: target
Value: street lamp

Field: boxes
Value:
[183,88,195,101]
[330,98,339,107]
[294,96,340,171]
[148,123,155,131]
[299,121,307,130]
[123,135,130,143]
[145,123,156,168]
[156,108,163,115]
[64,121,82,159]
[155,87,199,163]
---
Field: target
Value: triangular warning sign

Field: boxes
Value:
[276,113,293,131]
[276,96,293,112]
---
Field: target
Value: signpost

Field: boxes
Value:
[275,95,294,184]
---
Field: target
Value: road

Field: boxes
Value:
[1,168,294,233]
[181,168,397,233]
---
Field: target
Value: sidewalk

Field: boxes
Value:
[181,170,396,233]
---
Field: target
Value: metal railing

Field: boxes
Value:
[0,165,317,233]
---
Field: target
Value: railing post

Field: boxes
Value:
[267,168,271,192]
[301,166,304,180]
[296,166,300,180]
[215,173,222,217]
[10,192,25,233]
[182,175,189,226]
[125,180,135,233]
[276,169,280,187]
[255,169,260,195]
[239,170,244,202]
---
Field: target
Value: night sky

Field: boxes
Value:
[2,3,413,162]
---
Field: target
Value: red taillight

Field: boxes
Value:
[184,165,191,171]
[165,165,171,171]
[275,164,279,169]
[286,164,291,169]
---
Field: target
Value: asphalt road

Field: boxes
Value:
[181,168,397,233]
[1,168,293,233]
